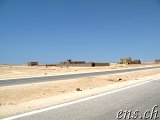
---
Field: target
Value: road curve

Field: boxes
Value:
[3,78,160,120]
[0,66,160,87]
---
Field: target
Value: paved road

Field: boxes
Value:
[4,78,160,120]
[0,66,160,87]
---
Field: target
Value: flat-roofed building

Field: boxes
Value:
[28,62,38,66]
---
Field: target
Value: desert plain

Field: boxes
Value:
[0,63,160,118]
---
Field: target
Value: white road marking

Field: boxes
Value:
[2,78,160,120]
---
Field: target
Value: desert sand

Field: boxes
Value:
[0,67,160,118]
[0,63,159,80]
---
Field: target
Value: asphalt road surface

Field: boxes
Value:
[0,66,160,87]
[3,78,160,120]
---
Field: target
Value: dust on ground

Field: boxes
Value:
[0,68,160,118]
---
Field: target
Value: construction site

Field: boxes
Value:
[118,57,141,64]
[27,57,143,67]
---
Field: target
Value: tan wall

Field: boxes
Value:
[56,63,93,67]
[94,63,110,66]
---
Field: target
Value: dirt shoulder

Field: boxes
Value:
[0,63,159,80]
[0,68,160,118]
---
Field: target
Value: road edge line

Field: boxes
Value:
[2,77,160,120]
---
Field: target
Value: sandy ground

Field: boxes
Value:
[0,68,160,118]
[0,63,159,80]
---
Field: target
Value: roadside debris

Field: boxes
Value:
[44,73,47,75]
[76,88,82,91]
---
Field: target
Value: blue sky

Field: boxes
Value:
[0,0,160,64]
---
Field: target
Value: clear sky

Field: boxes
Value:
[0,0,160,64]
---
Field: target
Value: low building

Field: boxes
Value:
[28,62,38,66]
[155,59,160,63]
[57,59,86,67]
[119,57,132,64]
[56,60,110,67]
[118,57,141,64]
[60,59,86,65]
[131,60,141,64]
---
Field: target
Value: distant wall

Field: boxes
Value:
[94,63,110,66]
[56,62,110,67]
[56,63,93,67]
[60,61,86,64]
[131,60,141,64]
[45,64,56,67]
